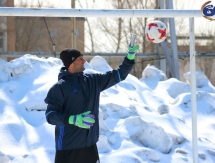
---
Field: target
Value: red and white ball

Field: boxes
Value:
[145,20,167,43]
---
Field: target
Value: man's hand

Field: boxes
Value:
[127,45,139,60]
[68,111,95,129]
[128,45,139,55]
[127,34,139,60]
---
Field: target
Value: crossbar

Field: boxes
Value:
[0,7,202,17]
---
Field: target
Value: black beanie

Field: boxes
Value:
[60,48,82,69]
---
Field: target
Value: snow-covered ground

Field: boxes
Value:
[0,54,215,163]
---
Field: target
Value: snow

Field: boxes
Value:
[0,54,215,163]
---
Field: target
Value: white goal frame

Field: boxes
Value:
[0,7,202,163]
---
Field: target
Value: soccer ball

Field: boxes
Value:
[145,20,167,43]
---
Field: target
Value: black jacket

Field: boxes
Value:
[44,57,135,150]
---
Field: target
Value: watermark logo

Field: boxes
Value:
[201,1,215,20]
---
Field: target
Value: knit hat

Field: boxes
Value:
[60,48,82,69]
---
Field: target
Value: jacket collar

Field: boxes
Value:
[58,67,84,81]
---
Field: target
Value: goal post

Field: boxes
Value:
[0,7,202,163]
[189,17,198,163]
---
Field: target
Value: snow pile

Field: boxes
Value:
[124,116,172,154]
[0,54,215,163]
[184,70,215,93]
[141,64,167,81]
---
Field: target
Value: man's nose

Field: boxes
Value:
[82,58,86,63]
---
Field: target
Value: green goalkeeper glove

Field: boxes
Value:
[127,45,139,60]
[68,111,95,129]
[127,34,139,60]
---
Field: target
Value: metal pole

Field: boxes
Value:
[161,41,174,76]
[159,0,168,76]
[166,0,180,80]
[71,0,76,48]
[189,17,198,163]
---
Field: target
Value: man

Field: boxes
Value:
[44,39,139,163]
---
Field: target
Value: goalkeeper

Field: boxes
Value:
[44,35,139,163]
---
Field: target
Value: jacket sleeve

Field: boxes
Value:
[44,84,70,126]
[96,56,135,91]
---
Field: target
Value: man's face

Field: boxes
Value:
[68,56,86,73]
